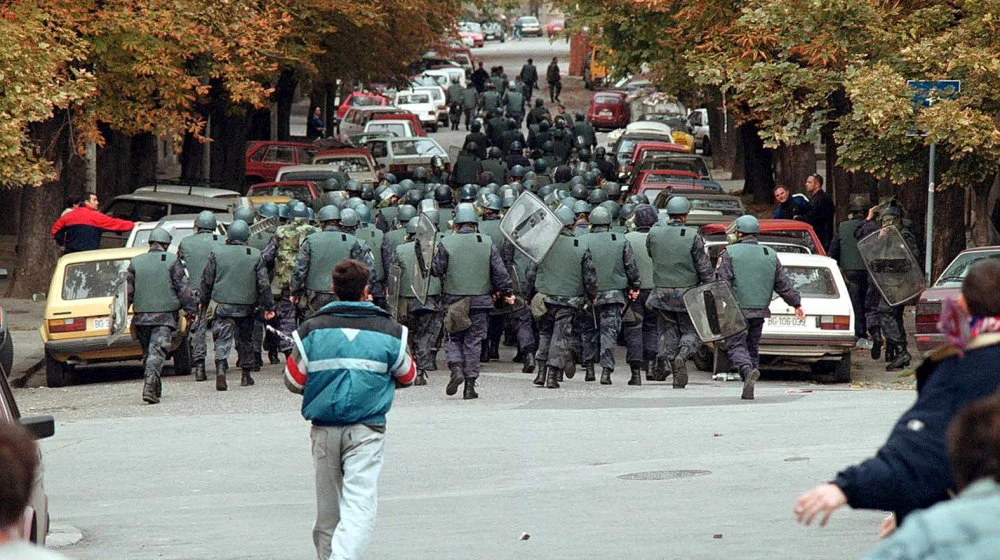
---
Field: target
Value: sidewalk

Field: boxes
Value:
[3,298,46,385]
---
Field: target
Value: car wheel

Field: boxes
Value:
[431,124,439,133]
[692,345,714,372]
[702,137,712,156]
[44,351,73,388]
[810,353,852,383]
[171,336,192,376]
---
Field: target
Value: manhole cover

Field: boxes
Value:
[618,470,711,481]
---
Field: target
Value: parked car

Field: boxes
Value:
[915,246,1000,353]
[689,108,711,155]
[458,21,485,48]
[125,213,230,251]
[393,90,439,132]
[651,192,745,227]
[629,154,714,189]
[621,140,689,180]
[367,137,450,180]
[444,44,475,75]
[517,16,542,37]
[340,106,410,137]
[40,246,192,387]
[587,91,630,131]
[364,117,426,138]
[245,141,317,185]
[412,85,449,127]
[246,181,322,205]
[635,170,723,200]
[274,164,351,184]
[611,131,675,170]
[335,91,388,123]
[134,185,240,199]
[0,303,12,377]
[639,113,695,152]
[700,219,826,256]
[418,66,467,89]
[312,148,380,187]
[545,18,565,37]
[100,192,232,249]
[482,21,505,42]
[0,358,54,545]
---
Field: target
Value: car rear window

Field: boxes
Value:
[398,94,430,104]
[644,157,710,179]
[280,170,337,181]
[935,251,1000,286]
[595,95,621,105]
[689,198,742,212]
[315,156,373,173]
[366,123,407,137]
[391,139,444,156]
[351,96,382,107]
[783,266,839,299]
[62,259,130,301]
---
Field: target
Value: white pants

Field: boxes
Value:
[311,424,385,560]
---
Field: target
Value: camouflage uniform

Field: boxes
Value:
[260,219,318,353]
[290,225,374,313]
[127,245,199,402]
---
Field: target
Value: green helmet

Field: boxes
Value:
[148,227,173,245]
[289,201,310,219]
[454,203,479,225]
[484,194,503,212]
[588,188,608,205]
[405,217,419,235]
[234,207,255,226]
[227,220,250,242]
[620,203,636,221]
[734,215,760,234]
[589,206,612,226]
[555,206,575,226]
[570,184,588,200]
[257,202,279,219]
[599,200,620,219]
[317,205,341,223]
[339,208,360,228]
[194,210,217,231]
[354,205,372,225]
[397,205,418,223]
[277,203,289,220]
[666,196,692,216]
[572,200,592,215]
[459,184,477,202]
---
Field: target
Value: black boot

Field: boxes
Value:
[241,371,255,386]
[651,357,670,382]
[512,348,524,363]
[480,342,490,363]
[268,350,280,365]
[672,356,688,388]
[741,367,760,400]
[600,368,612,385]
[628,363,642,386]
[488,339,500,361]
[215,360,228,391]
[463,379,479,399]
[584,364,596,382]
[886,347,912,371]
[564,354,576,379]
[644,360,653,381]
[252,352,262,372]
[885,342,897,363]
[142,379,160,404]
[533,360,547,386]
[446,365,464,396]
[544,366,560,389]
[522,352,536,374]
[194,361,207,382]
[870,327,883,360]
[414,370,428,386]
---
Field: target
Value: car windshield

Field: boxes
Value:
[644,115,687,130]
[280,170,337,181]
[643,157,710,179]
[249,185,312,199]
[935,251,1000,286]
[315,156,372,173]
[461,22,482,32]
[783,266,839,299]
[595,95,621,105]
[391,139,444,156]
[520,17,538,24]
[366,123,407,136]
[417,88,443,101]
[351,96,382,107]
[398,94,430,105]
[62,259,131,301]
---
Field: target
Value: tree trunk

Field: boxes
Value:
[969,173,999,246]
[274,68,297,141]
[739,122,774,204]
[824,128,879,221]
[179,130,206,183]
[96,129,158,197]
[730,120,745,181]
[208,102,251,190]
[7,114,85,298]
[774,142,816,197]
[931,186,965,279]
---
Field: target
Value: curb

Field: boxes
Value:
[10,358,43,388]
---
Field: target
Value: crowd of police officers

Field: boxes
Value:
[126,100,810,404]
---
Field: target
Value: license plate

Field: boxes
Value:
[93,317,110,330]
[599,110,612,117]
[767,315,806,328]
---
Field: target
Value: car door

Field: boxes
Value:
[259,145,296,182]
[369,140,390,168]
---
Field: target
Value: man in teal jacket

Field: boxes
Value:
[284,259,415,560]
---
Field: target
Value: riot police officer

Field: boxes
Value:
[383,204,417,262]
[260,202,317,359]
[623,204,661,385]
[128,228,199,403]
[451,143,482,188]
[201,220,275,391]
[477,194,506,362]
[431,203,515,399]
[527,206,598,388]
[481,147,508,183]
[390,218,443,386]
[354,205,388,309]
[581,206,640,384]
[480,82,501,115]
[645,197,714,387]
[594,147,616,182]
[829,198,870,341]
[177,211,223,381]
[717,215,803,400]
[447,75,464,131]
[573,112,596,151]
[463,121,490,160]
[292,206,374,312]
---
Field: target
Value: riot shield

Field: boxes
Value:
[500,191,562,264]
[386,262,402,321]
[683,281,747,343]
[412,214,437,304]
[858,226,926,306]
[108,270,130,343]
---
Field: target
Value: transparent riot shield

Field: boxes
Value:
[858,226,926,306]
[499,191,562,264]
[412,214,437,304]
[108,270,130,344]
[683,281,747,343]
[386,262,402,321]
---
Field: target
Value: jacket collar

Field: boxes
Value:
[317,300,389,318]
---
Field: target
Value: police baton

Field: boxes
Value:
[265,325,294,345]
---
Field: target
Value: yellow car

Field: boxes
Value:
[39,247,191,387]
[671,130,695,153]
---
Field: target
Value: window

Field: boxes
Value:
[104,201,135,220]
[595,95,621,105]
[62,259,130,301]
[248,145,267,162]
[391,139,443,157]
[275,185,312,199]
[280,170,336,181]
[783,266,839,299]
[370,142,388,158]
[263,146,296,164]
[297,147,316,164]
[398,94,430,105]
[365,123,407,137]
[171,204,216,216]
[934,251,1000,286]
[133,202,168,222]
[315,156,372,173]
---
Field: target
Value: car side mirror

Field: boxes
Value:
[19,415,55,440]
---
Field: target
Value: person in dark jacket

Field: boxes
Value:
[772,185,807,220]
[462,121,490,160]
[519,58,538,101]
[51,193,137,253]
[546,57,562,102]
[284,259,414,560]
[470,61,489,93]
[795,259,1000,528]
[797,174,834,248]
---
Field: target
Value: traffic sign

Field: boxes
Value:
[907,80,961,108]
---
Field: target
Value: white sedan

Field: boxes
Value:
[394,90,439,132]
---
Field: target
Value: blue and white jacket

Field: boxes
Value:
[284,301,414,427]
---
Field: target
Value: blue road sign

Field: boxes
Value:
[907,80,961,107]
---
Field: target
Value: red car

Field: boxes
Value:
[700,219,827,257]
[370,112,428,137]
[915,246,1000,353]
[335,92,388,122]
[622,140,689,179]
[245,141,317,186]
[545,18,565,37]
[586,91,630,131]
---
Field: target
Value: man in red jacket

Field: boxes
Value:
[51,193,137,253]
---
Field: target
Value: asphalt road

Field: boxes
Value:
[13,37,920,559]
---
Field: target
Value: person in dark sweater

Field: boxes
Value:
[797,174,834,249]
[795,259,1000,529]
